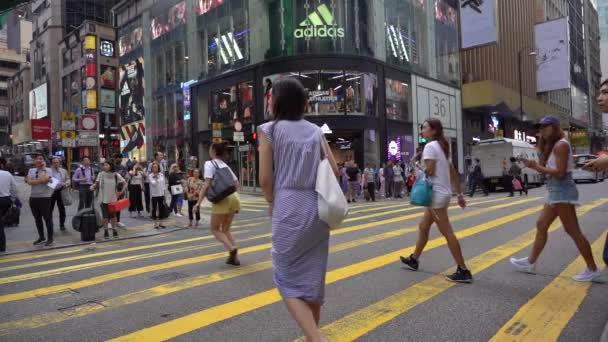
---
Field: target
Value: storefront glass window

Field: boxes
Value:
[384,0,429,74]
[154,96,165,139]
[165,48,174,85]
[154,52,164,89]
[433,0,460,85]
[385,77,411,121]
[344,72,377,116]
[239,81,254,124]
[211,86,237,126]
[364,129,380,167]
[199,1,249,78]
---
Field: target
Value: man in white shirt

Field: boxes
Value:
[50,157,69,231]
[0,158,19,252]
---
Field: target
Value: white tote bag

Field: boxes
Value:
[170,184,183,195]
[316,130,348,229]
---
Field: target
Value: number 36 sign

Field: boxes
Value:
[417,87,456,129]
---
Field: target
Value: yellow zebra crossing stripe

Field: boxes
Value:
[107,202,546,341]
[0,199,540,335]
[489,232,607,342]
[0,197,534,287]
[300,199,608,341]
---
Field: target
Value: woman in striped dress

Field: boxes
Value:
[259,77,339,341]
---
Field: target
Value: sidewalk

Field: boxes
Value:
[2,177,211,255]
[602,321,608,342]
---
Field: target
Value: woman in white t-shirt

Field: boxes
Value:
[400,119,473,283]
[196,143,241,266]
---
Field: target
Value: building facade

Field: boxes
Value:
[58,21,120,162]
[599,0,608,85]
[0,49,24,153]
[113,0,465,188]
[460,0,562,160]
[584,0,603,150]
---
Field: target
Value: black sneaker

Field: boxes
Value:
[347,200,351,203]
[400,255,419,271]
[104,230,110,239]
[44,239,54,247]
[33,238,45,246]
[445,267,473,283]
[60,226,66,231]
[113,230,119,238]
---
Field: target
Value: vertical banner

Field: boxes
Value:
[535,18,570,93]
[460,0,498,49]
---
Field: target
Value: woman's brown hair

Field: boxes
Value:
[537,124,565,166]
[424,119,449,158]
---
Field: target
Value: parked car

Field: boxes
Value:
[11,153,50,176]
[572,154,602,183]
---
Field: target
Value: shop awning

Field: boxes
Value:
[462,80,569,128]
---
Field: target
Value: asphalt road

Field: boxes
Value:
[0,183,607,341]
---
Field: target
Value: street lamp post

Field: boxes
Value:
[518,47,537,125]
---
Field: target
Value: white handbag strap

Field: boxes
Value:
[319,129,329,160]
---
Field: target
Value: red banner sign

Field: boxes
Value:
[31,119,51,140]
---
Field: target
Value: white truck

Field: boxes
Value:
[471,138,542,192]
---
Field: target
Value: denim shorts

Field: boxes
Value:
[546,173,580,206]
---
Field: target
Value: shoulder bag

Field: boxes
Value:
[206,161,237,204]
[410,177,433,207]
[316,129,348,229]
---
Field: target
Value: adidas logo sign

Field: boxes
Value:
[294,4,345,39]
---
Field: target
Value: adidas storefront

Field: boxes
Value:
[115,0,462,185]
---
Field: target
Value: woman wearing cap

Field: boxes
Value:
[510,116,600,282]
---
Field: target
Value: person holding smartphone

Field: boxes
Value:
[510,116,599,282]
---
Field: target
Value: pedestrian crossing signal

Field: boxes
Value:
[420,137,427,143]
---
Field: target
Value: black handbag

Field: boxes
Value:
[206,161,237,204]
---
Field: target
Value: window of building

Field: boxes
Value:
[211,86,237,126]
[344,71,377,116]
[238,81,253,124]
[433,0,459,85]
[175,42,185,82]
[165,48,174,85]
[385,77,410,121]
[154,51,164,89]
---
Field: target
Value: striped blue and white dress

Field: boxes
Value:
[259,120,330,304]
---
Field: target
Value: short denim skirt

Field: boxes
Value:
[546,173,580,206]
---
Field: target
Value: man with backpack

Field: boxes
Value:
[73,156,96,210]
[384,160,395,199]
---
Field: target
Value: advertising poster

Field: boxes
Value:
[100,65,116,89]
[460,0,498,49]
[29,83,48,119]
[150,1,186,40]
[119,57,145,125]
[86,90,97,109]
[31,119,51,139]
[118,21,143,57]
[100,89,116,109]
[79,114,97,131]
[535,18,570,92]
[85,35,96,50]
[195,0,224,15]
[120,120,146,154]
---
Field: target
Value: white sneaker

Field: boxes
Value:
[176,213,183,217]
[116,222,126,228]
[510,257,536,274]
[572,268,601,282]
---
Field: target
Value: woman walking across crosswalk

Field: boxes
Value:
[400,119,472,283]
[510,116,600,282]
[259,77,339,342]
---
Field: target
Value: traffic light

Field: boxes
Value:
[111,139,120,147]
[420,137,427,143]
[252,132,257,141]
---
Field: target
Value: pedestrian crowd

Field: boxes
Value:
[0,77,606,342]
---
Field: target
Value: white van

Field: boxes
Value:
[471,138,542,191]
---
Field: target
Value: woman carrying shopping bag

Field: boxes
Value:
[400,119,471,283]
[90,161,127,239]
[259,77,340,341]
[168,164,185,217]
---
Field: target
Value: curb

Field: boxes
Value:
[601,320,608,342]
[1,225,188,257]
